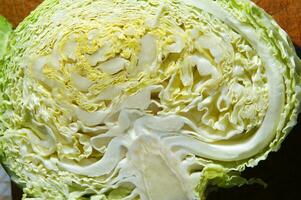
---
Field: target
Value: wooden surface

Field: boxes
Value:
[0,0,300,46]
[254,0,301,46]
[0,0,43,27]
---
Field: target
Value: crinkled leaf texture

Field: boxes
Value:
[0,0,300,199]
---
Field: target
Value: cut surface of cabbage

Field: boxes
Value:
[0,0,300,199]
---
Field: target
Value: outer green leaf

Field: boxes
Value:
[0,16,12,58]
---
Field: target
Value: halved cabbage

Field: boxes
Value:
[0,0,300,199]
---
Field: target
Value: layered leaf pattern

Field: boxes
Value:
[0,0,300,199]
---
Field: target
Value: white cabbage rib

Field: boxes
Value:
[178,0,284,161]
[0,0,300,199]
